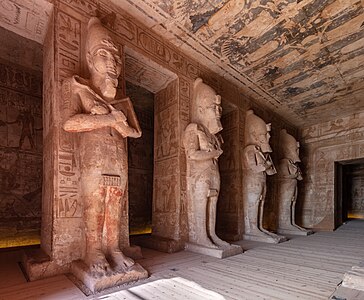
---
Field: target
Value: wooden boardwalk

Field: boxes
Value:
[1,220,364,299]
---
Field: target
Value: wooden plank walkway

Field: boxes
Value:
[0,220,363,299]
[97,220,364,300]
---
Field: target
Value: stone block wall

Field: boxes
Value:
[0,58,43,247]
[299,110,364,230]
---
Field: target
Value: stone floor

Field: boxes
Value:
[0,220,364,299]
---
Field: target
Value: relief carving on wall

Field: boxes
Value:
[0,62,42,239]
[299,109,364,230]
[0,0,52,44]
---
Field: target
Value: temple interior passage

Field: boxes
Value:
[0,220,363,299]
[0,26,43,249]
[341,162,364,220]
[0,0,364,299]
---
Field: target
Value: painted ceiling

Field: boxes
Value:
[0,0,363,126]
[114,0,364,126]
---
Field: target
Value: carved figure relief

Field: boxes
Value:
[242,110,286,243]
[277,129,312,235]
[0,61,42,243]
[62,17,144,284]
[183,78,241,257]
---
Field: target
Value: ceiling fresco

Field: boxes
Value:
[113,0,364,125]
[0,0,362,126]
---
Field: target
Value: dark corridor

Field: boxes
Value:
[336,160,364,227]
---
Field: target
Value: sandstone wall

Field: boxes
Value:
[299,110,364,230]
[0,58,43,246]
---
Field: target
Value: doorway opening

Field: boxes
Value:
[127,82,154,236]
[335,158,364,227]
[0,27,43,249]
[125,48,177,239]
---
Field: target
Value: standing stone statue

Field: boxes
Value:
[242,110,286,243]
[183,78,242,258]
[277,129,312,235]
[62,17,147,291]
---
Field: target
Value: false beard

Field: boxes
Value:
[100,75,118,99]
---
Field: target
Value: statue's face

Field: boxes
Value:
[290,141,301,162]
[88,46,122,98]
[255,124,272,153]
[201,94,222,134]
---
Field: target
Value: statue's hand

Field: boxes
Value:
[90,105,109,115]
[210,148,223,158]
[114,121,141,138]
[111,109,127,123]
[264,160,272,168]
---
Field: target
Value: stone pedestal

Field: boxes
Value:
[122,245,144,260]
[132,235,184,253]
[22,249,69,281]
[71,261,148,293]
[243,233,287,244]
[277,228,313,236]
[185,242,243,258]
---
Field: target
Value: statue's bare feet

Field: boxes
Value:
[260,228,287,242]
[196,237,218,249]
[109,249,135,271]
[293,224,308,232]
[210,234,230,247]
[84,250,110,274]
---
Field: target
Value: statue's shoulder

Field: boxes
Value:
[184,123,199,133]
[184,123,208,137]
[62,75,89,91]
[183,124,202,146]
[243,144,260,155]
[62,76,93,101]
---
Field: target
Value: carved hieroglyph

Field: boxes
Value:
[277,129,312,236]
[183,78,242,258]
[242,110,286,243]
[62,17,147,292]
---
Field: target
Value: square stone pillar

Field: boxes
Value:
[23,3,136,281]
[135,77,190,253]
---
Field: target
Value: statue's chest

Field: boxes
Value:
[198,130,220,152]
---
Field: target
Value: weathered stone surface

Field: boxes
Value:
[60,17,146,290]
[242,110,286,244]
[183,78,240,257]
[299,111,364,230]
[22,249,69,281]
[0,0,52,44]
[277,129,312,236]
[0,42,43,247]
[71,260,147,293]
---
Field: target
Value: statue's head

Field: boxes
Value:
[86,17,122,99]
[279,129,300,162]
[245,110,272,153]
[191,78,222,134]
